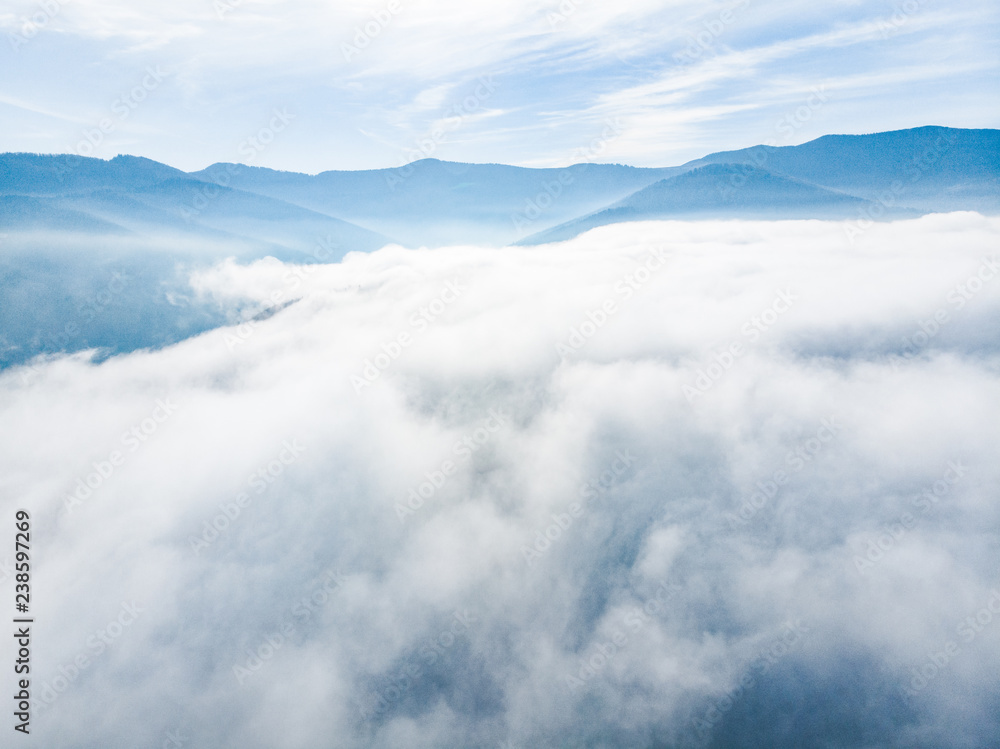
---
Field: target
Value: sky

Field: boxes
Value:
[1,0,998,173]
[3,4,1000,746]
[3,214,1000,747]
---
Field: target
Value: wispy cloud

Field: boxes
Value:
[0,0,997,169]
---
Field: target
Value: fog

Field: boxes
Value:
[2,213,999,748]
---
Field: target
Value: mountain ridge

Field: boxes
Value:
[1,126,997,247]
[516,163,918,245]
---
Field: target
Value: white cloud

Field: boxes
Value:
[2,214,1000,746]
[1,0,997,169]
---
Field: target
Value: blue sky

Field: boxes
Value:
[1,0,998,172]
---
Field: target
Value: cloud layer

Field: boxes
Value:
[2,214,1000,747]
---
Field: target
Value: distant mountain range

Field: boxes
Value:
[1,126,998,252]
[524,126,998,244]
[1,125,997,370]
[189,159,685,248]
[518,163,920,245]
[682,127,1000,211]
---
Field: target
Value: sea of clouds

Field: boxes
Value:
[2,213,1000,748]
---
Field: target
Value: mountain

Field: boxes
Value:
[0,153,187,196]
[1,127,997,251]
[0,152,683,249]
[189,159,685,246]
[1,126,997,369]
[0,195,130,234]
[517,164,907,245]
[0,155,393,261]
[682,126,1000,213]
[109,178,393,259]
[516,127,998,244]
